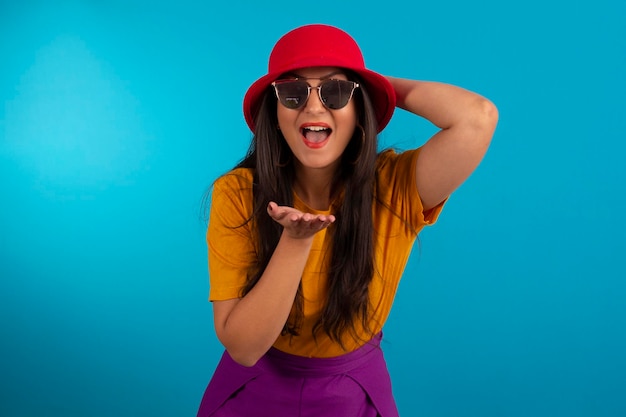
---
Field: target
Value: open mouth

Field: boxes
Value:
[301,126,332,147]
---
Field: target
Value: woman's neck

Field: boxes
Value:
[293,165,338,211]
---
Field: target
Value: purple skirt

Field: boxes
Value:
[197,333,399,417]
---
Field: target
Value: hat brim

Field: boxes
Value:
[243,66,396,134]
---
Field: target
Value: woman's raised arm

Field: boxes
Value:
[386,77,499,210]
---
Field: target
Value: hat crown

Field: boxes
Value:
[268,24,365,75]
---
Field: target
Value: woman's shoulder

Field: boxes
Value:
[209,168,255,218]
[213,167,255,189]
[375,147,421,174]
[210,168,255,210]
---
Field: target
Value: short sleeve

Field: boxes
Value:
[375,148,445,233]
[207,170,258,301]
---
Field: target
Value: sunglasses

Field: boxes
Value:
[271,78,360,110]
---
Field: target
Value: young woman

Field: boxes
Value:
[197,24,498,417]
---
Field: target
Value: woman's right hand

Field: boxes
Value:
[267,201,335,239]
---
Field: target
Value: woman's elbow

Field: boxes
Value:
[476,97,499,132]
[227,349,262,367]
[465,97,498,151]
[217,334,263,367]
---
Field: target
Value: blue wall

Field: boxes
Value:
[1,1,624,416]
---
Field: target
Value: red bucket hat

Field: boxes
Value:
[243,24,396,133]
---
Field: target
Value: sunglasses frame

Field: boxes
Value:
[271,78,360,110]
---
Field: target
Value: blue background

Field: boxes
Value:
[1,1,625,416]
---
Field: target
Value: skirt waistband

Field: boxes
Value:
[261,332,383,377]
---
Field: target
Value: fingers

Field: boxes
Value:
[290,213,332,229]
[267,201,294,221]
[267,201,335,238]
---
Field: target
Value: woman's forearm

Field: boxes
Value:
[387,77,496,129]
[214,232,313,366]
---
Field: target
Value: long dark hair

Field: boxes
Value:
[217,72,381,349]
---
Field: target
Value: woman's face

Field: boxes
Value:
[275,67,358,173]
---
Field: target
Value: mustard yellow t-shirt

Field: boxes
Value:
[207,148,444,357]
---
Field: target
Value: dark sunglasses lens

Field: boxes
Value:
[320,80,355,109]
[275,81,309,109]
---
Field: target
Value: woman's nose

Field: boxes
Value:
[303,86,325,113]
